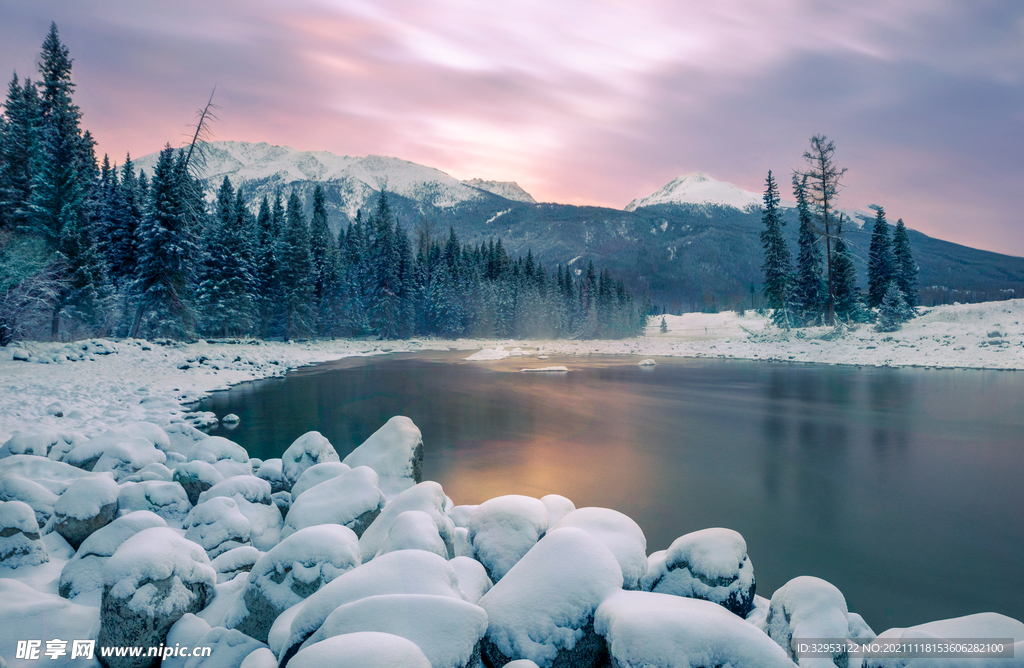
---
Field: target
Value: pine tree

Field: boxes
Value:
[0,75,40,230]
[866,206,894,308]
[875,281,913,332]
[660,315,667,333]
[759,170,792,327]
[308,184,339,335]
[277,190,313,339]
[831,217,865,323]
[196,177,255,336]
[791,174,826,326]
[891,218,918,308]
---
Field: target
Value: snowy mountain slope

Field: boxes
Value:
[625,172,763,212]
[462,178,536,203]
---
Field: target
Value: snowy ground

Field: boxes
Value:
[2,299,1023,444]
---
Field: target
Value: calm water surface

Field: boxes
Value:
[198,352,1024,631]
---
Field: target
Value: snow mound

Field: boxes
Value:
[308,594,488,668]
[279,550,466,666]
[283,465,385,540]
[184,627,268,668]
[522,366,569,372]
[342,416,423,497]
[173,460,225,505]
[375,510,450,559]
[469,494,549,582]
[479,527,624,667]
[0,474,58,526]
[118,480,193,525]
[1,454,92,496]
[643,527,755,617]
[0,579,101,664]
[358,481,454,562]
[541,494,576,526]
[447,504,478,528]
[866,612,1024,668]
[198,475,273,506]
[288,631,432,668]
[0,499,48,567]
[0,429,87,459]
[765,576,855,666]
[184,496,252,558]
[282,431,340,490]
[552,507,648,590]
[465,346,510,361]
[290,462,352,499]
[188,435,251,465]
[210,545,261,584]
[228,524,360,643]
[91,437,167,481]
[595,590,797,668]
[255,458,287,494]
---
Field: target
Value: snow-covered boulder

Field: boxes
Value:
[865,613,1024,668]
[172,460,225,506]
[342,416,423,497]
[0,579,101,666]
[0,499,48,567]
[60,511,168,600]
[210,545,261,584]
[255,458,287,494]
[187,436,252,478]
[450,555,492,604]
[53,474,121,549]
[478,527,624,668]
[282,431,340,491]
[164,614,213,668]
[163,422,209,458]
[0,474,58,526]
[552,507,648,590]
[227,524,361,643]
[0,454,91,495]
[240,648,277,668]
[766,576,857,667]
[305,594,488,668]
[98,527,216,668]
[375,510,450,559]
[358,481,455,562]
[642,527,756,617]
[541,494,576,526]
[448,504,478,528]
[197,476,282,551]
[289,632,432,668]
[283,466,385,540]
[0,429,87,460]
[469,494,549,582]
[290,461,351,499]
[64,423,169,474]
[92,438,167,481]
[183,496,252,558]
[122,461,175,483]
[183,627,268,668]
[595,590,797,668]
[278,550,466,667]
[118,480,192,525]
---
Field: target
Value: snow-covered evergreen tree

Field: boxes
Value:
[831,217,865,323]
[867,206,895,308]
[875,281,914,332]
[0,74,40,231]
[277,191,313,339]
[759,170,792,327]
[892,218,918,308]
[791,174,826,326]
[196,177,255,336]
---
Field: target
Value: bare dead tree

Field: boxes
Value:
[182,86,220,177]
[798,135,847,325]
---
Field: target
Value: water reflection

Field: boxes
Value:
[199,353,1024,631]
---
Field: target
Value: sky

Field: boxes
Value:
[2,0,1022,255]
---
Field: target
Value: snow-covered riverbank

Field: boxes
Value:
[3,299,1023,444]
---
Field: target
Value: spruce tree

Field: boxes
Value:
[875,281,913,332]
[278,191,313,339]
[196,177,255,336]
[866,206,895,308]
[660,315,667,333]
[831,217,864,323]
[759,170,792,327]
[892,218,918,308]
[0,75,40,230]
[791,174,826,326]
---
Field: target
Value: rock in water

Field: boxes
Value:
[98,527,215,668]
[52,474,120,549]
[0,500,49,567]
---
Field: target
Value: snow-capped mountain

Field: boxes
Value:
[625,171,763,212]
[134,141,537,220]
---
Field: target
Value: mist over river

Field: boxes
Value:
[198,352,1024,631]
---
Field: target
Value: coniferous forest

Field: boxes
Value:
[0,25,649,345]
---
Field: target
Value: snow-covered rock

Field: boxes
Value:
[469,494,549,582]
[117,480,192,525]
[374,509,450,559]
[239,647,277,668]
[465,346,511,361]
[342,416,423,497]
[59,511,168,600]
[450,555,493,604]
[91,437,167,481]
[98,526,216,668]
[188,435,250,467]
[540,494,576,526]
[478,527,624,668]
[278,550,466,667]
[595,590,797,668]
[0,474,58,526]
[283,465,385,540]
[164,614,213,668]
[289,461,351,500]
[281,431,340,491]
[765,576,857,667]
[183,496,252,558]
[227,524,360,643]
[0,499,48,567]
[196,476,282,551]
[255,458,287,494]
[172,460,225,506]
[638,358,657,366]
[552,507,648,590]
[288,632,432,668]
[198,475,273,506]
[210,545,261,584]
[642,527,756,617]
[0,429,87,460]
[1,454,92,496]
[0,579,101,665]
[306,593,489,668]
[185,626,268,668]
[448,504,478,528]
[53,473,120,549]
[358,481,454,562]
[865,613,1024,668]
[63,423,169,473]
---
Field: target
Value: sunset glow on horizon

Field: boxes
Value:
[2,1,1022,254]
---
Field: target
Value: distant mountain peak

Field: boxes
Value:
[626,171,762,212]
[462,178,536,203]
